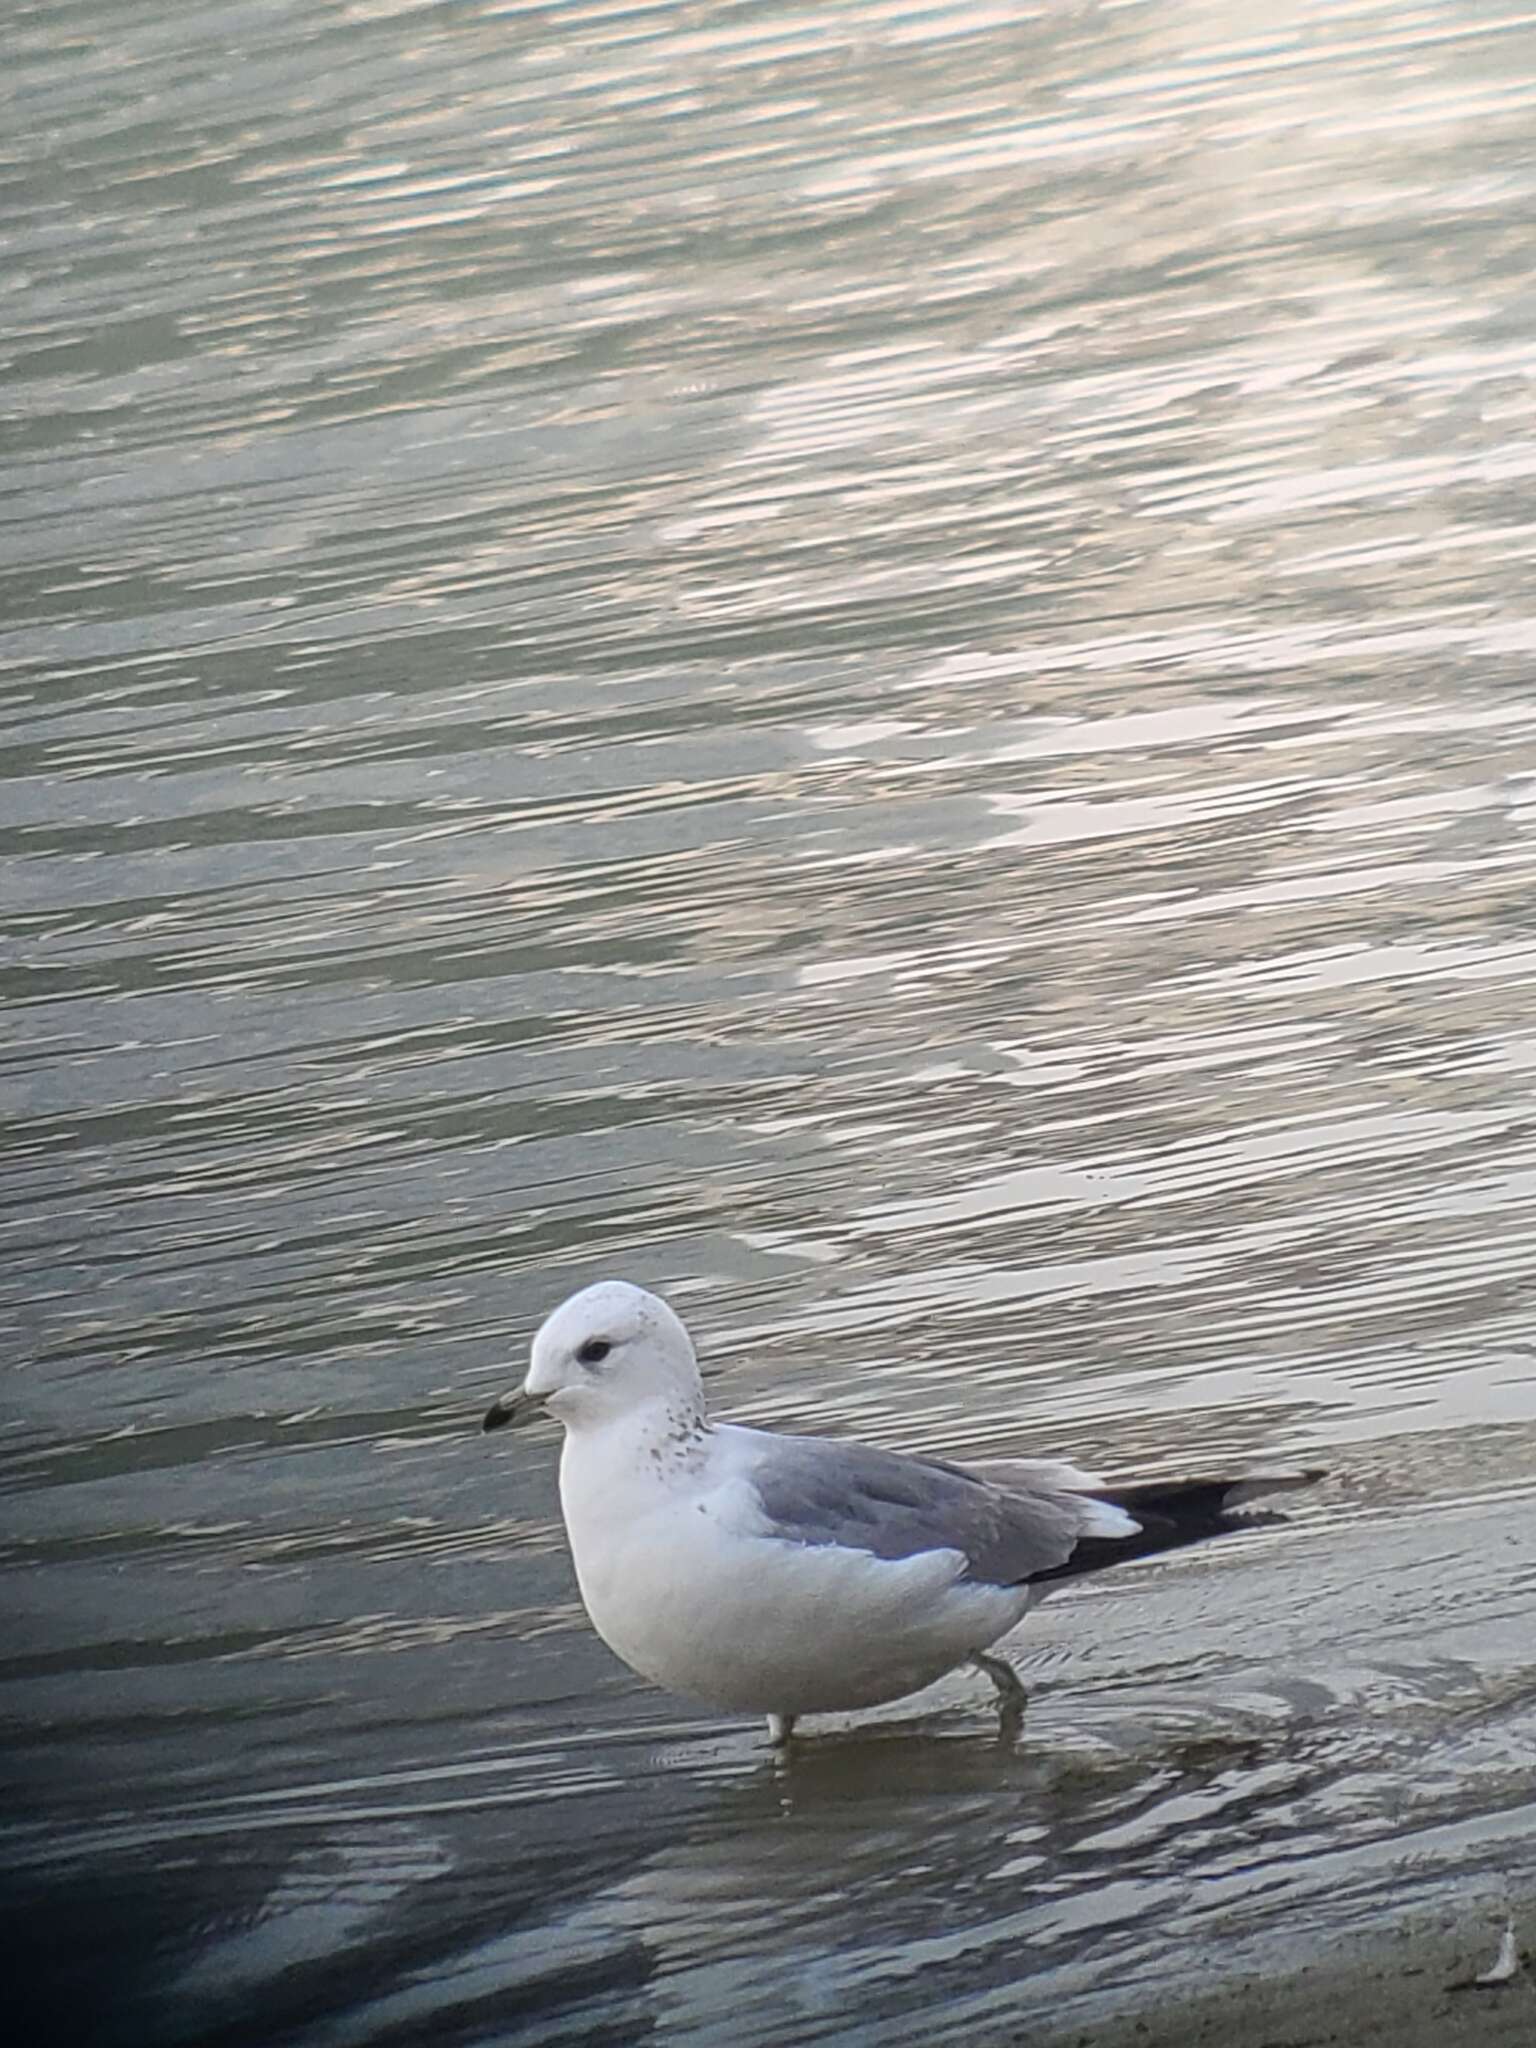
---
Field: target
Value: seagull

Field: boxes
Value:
[483,1281,1320,1745]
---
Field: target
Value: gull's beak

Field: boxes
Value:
[482,1388,541,1434]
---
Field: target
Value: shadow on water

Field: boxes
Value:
[9,1488,1536,2046]
[0,1712,1298,2047]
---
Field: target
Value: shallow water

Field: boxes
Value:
[5,0,1536,2040]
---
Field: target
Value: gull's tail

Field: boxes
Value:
[1030,1468,1324,1585]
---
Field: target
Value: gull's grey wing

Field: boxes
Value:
[742,1433,1320,1588]
[743,1432,1101,1587]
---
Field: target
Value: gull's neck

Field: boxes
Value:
[558,1391,711,1530]
[565,1387,710,1457]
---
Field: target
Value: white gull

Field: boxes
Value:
[484,1281,1319,1745]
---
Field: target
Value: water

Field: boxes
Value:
[5,0,1536,2040]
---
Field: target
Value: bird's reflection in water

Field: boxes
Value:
[558,1704,1287,2046]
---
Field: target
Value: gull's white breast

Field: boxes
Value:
[557,1415,1032,1715]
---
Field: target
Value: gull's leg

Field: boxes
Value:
[766,1713,797,1748]
[970,1649,1027,1704]
[970,1651,1028,1735]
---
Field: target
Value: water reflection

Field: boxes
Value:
[69,1511,1536,2048]
[7,0,1536,2039]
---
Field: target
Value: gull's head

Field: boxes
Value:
[483,1281,704,1435]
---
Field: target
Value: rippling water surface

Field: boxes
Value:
[6,0,1536,2041]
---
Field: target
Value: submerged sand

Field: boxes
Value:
[1037,1899,1534,2048]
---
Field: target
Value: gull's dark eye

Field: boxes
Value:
[577,1338,611,1367]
